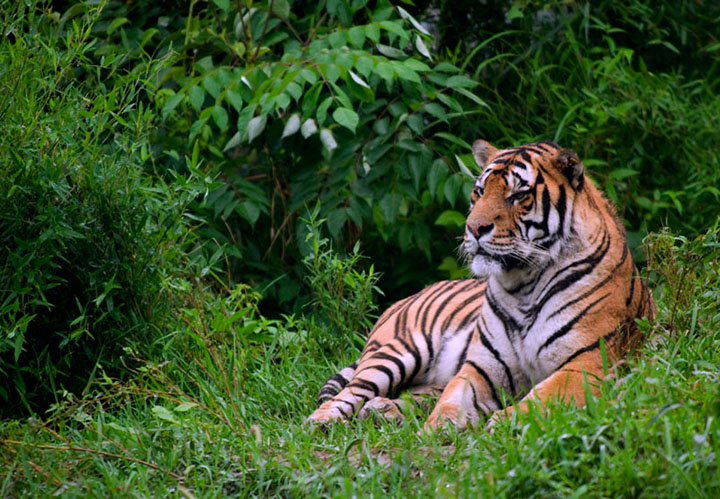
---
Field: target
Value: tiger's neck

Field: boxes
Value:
[488,180,621,304]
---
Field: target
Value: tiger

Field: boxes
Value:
[307,139,654,429]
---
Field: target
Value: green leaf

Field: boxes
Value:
[247,115,267,142]
[428,159,449,199]
[189,85,205,112]
[379,20,407,38]
[379,192,402,223]
[365,23,380,43]
[161,93,184,119]
[317,97,333,125]
[454,87,488,108]
[403,58,431,72]
[300,69,318,85]
[507,5,524,19]
[237,105,256,139]
[274,93,291,111]
[226,89,243,111]
[348,26,366,48]
[435,210,466,228]
[152,405,179,424]
[327,208,347,237]
[202,74,222,98]
[301,82,322,117]
[355,56,374,77]
[455,154,476,179]
[324,64,341,83]
[394,63,420,83]
[333,107,359,133]
[282,113,301,138]
[272,0,290,18]
[415,35,431,59]
[444,173,464,206]
[445,75,477,89]
[374,62,395,83]
[610,168,639,180]
[435,132,471,149]
[224,131,242,152]
[320,128,338,151]
[237,201,261,226]
[329,31,347,49]
[397,6,431,36]
[377,44,405,59]
[107,17,129,35]
[212,106,228,130]
[423,102,446,121]
[285,81,303,101]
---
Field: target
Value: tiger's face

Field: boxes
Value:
[463,140,584,277]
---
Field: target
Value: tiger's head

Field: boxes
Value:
[463,139,585,277]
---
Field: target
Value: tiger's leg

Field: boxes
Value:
[425,360,503,429]
[315,361,358,407]
[487,350,605,428]
[307,340,421,424]
[357,385,444,422]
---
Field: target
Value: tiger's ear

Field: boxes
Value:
[555,148,584,190]
[472,139,498,168]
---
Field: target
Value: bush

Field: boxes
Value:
[0,3,198,416]
[80,0,720,315]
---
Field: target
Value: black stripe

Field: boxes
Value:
[454,328,474,375]
[318,387,339,398]
[329,373,350,389]
[556,185,567,238]
[486,288,520,333]
[417,280,462,364]
[367,364,396,395]
[454,300,485,332]
[558,330,617,369]
[478,325,516,395]
[417,281,458,329]
[440,287,486,332]
[428,280,479,334]
[549,241,629,319]
[349,378,380,397]
[469,384,487,416]
[396,336,423,384]
[370,352,407,390]
[537,292,611,355]
[466,360,502,409]
[533,230,611,314]
[626,272,637,307]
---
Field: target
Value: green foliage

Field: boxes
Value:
[301,204,382,349]
[442,0,720,237]
[645,222,720,336]
[2,225,719,496]
[87,0,480,309]
[73,0,720,313]
[0,3,200,416]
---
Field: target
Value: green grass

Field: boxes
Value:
[2,229,720,497]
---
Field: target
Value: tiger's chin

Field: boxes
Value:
[468,254,505,277]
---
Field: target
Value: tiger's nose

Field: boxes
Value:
[467,221,493,238]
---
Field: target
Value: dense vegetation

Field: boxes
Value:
[1,0,719,495]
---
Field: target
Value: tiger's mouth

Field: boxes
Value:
[467,245,526,273]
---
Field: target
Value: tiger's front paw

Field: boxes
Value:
[305,403,348,426]
[486,406,515,432]
[424,403,462,430]
[358,397,405,422]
